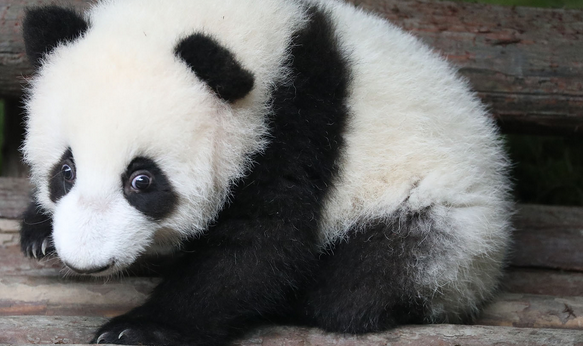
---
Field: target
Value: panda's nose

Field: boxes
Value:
[64,261,114,275]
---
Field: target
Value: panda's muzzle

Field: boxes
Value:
[64,261,114,275]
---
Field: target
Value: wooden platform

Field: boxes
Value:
[1,178,582,344]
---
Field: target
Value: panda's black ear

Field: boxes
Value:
[23,6,89,68]
[175,34,254,103]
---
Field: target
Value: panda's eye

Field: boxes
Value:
[130,172,152,191]
[61,162,75,182]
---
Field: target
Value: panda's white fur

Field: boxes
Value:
[21,0,511,342]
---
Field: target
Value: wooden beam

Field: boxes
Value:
[0,178,30,219]
[2,177,582,271]
[0,276,159,318]
[348,0,583,136]
[247,325,583,346]
[512,204,583,271]
[4,245,581,297]
[1,269,582,330]
[1,0,582,135]
[0,98,28,177]
[0,316,105,344]
[3,239,583,294]
[504,268,583,297]
[0,243,62,276]
[477,293,583,329]
[1,318,583,346]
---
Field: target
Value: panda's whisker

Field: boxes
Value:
[22,218,50,226]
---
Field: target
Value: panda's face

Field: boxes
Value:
[23,42,220,275]
[22,5,258,275]
[23,32,259,276]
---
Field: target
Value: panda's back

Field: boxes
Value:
[290,1,510,246]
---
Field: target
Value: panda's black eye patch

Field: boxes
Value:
[49,148,75,203]
[122,157,177,221]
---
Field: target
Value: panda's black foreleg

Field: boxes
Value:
[297,213,435,333]
[20,199,55,259]
[92,207,320,346]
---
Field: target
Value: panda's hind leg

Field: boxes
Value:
[299,209,449,333]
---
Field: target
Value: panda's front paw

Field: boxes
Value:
[20,201,55,260]
[93,319,186,345]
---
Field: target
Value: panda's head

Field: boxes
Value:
[21,6,258,275]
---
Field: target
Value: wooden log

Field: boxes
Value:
[0,178,30,219]
[0,219,20,247]
[1,319,583,346]
[4,243,582,297]
[0,276,158,318]
[504,268,583,297]
[241,325,583,346]
[1,98,28,177]
[1,187,583,271]
[1,272,582,330]
[347,0,583,136]
[1,0,582,135]
[477,293,583,329]
[3,179,583,271]
[0,316,105,344]
[511,204,583,271]
[0,244,62,276]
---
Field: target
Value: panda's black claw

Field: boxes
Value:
[32,242,38,258]
[20,226,56,261]
[118,329,130,340]
[20,200,54,260]
[42,238,49,256]
[92,319,186,345]
[23,238,52,260]
[96,332,109,344]
[22,237,54,260]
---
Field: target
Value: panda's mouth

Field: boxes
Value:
[63,260,115,275]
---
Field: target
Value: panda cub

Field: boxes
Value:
[20,0,511,344]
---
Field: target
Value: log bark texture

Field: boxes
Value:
[504,268,583,297]
[0,178,30,219]
[0,276,158,317]
[477,293,583,329]
[0,316,106,344]
[347,0,583,136]
[1,0,582,135]
[512,204,583,271]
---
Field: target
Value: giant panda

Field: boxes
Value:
[19,0,512,344]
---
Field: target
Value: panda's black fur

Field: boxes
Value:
[20,0,512,345]
[22,6,89,68]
